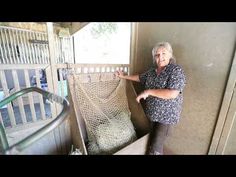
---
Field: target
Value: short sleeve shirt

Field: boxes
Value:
[139,63,186,124]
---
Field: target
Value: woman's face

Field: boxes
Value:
[154,47,172,67]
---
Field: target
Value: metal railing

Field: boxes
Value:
[0,87,69,154]
[0,26,74,64]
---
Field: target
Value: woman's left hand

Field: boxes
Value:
[136,90,149,103]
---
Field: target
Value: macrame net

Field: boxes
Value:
[72,73,137,155]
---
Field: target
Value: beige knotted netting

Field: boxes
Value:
[72,73,137,155]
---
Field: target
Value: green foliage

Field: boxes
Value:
[91,23,118,39]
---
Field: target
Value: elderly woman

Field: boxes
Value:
[116,42,186,155]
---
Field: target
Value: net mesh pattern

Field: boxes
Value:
[72,73,137,154]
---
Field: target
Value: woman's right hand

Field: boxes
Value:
[115,70,125,79]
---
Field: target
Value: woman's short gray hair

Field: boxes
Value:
[152,42,176,65]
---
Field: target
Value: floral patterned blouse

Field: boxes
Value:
[139,63,186,124]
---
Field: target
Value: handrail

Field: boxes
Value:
[0,87,70,155]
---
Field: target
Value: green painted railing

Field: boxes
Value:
[0,87,69,155]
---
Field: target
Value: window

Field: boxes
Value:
[73,22,131,64]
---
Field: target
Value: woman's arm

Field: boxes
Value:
[116,70,140,82]
[136,89,180,103]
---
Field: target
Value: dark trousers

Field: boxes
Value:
[147,122,172,155]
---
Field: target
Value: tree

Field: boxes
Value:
[90,23,118,39]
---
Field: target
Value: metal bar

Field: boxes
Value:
[1,87,69,154]
[34,33,42,64]
[29,31,37,64]
[0,29,8,64]
[64,38,68,63]
[0,70,16,127]
[0,64,49,70]
[14,30,24,64]
[18,30,27,64]
[0,31,6,64]
[11,30,20,64]
[8,29,17,64]
[55,36,60,63]
[25,31,33,64]
[62,63,130,68]
[22,31,32,64]
[45,67,57,119]
[24,69,37,122]
[69,37,73,63]
[31,32,39,64]
[12,69,27,124]
[21,31,30,64]
[43,34,50,64]
[35,69,46,120]
[0,123,9,152]
[0,26,46,34]
[38,33,45,64]
[36,33,44,64]
[58,69,65,98]
[61,37,65,63]
[40,33,47,64]
[3,29,13,64]
[0,111,3,127]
